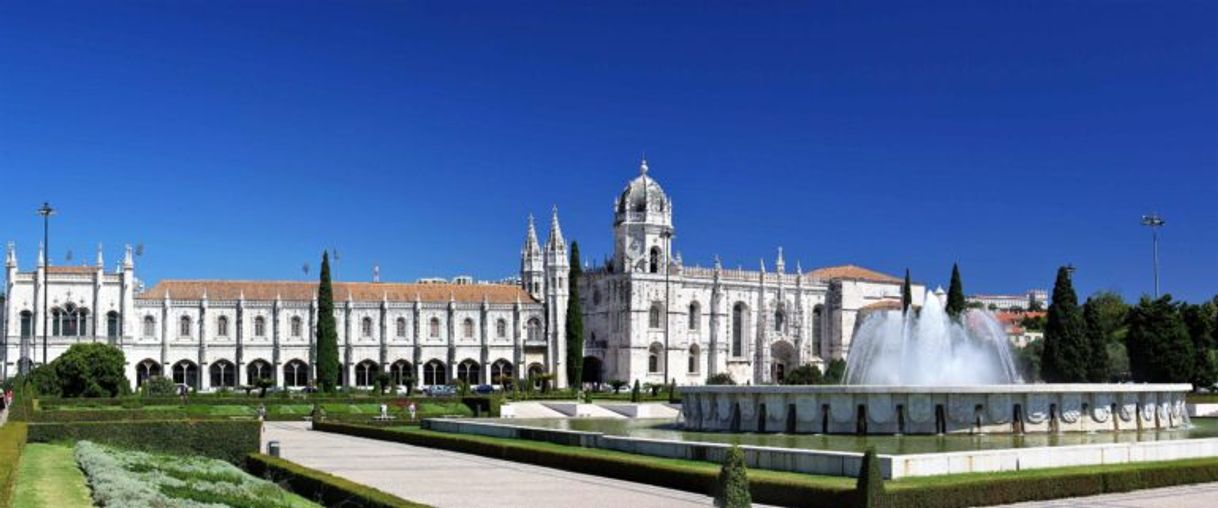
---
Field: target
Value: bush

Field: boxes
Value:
[714,446,751,508]
[630,380,641,402]
[245,453,426,507]
[28,364,61,397]
[783,365,823,385]
[609,379,628,394]
[0,422,29,507]
[54,342,130,397]
[856,447,884,507]
[142,375,178,397]
[706,373,736,385]
[27,420,260,464]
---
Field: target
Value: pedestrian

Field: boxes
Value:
[257,404,267,422]
[408,401,417,421]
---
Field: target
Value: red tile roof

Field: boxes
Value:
[44,265,98,274]
[137,280,537,304]
[807,265,901,283]
[861,300,903,311]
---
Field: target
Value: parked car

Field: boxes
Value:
[424,385,457,397]
[473,384,495,395]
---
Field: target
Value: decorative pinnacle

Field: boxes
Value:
[640,155,649,175]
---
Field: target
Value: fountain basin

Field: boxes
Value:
[681,384,1192,435]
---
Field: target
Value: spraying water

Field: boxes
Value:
[844,289,1022,385]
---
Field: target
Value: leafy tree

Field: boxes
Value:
[315,252,341,393]
[706,373,736,385]
[375,372,392,395]
[142,375,177,397]
[1020,314,1046,331]
[855,447,885,508]
[1126,295,1193,383]
[28,364,61,397]
[823,359,847,384]
[1083,298,1110,382]
[782,364,823,385]
[714,446,752,508]
[1183,303,1217,390]
[608,379,628,394]
[1088,291,1130,343]
[1016,338,1043,382]
[1027,293,1044,312]
[255,377,274,398]
[54,343,129,397]
[901,269,912,314]
[630,379,641,402]
[945,263,966,319]
[566,242,585,389]
[1041,266,1089,382]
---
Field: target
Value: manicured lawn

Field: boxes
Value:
[11,444,92,508]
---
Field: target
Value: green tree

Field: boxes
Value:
[1016,338,1043,382]
[855,447,885,508]
[782,364,823,385]
[54,343,129,397]
[1088,291,1130,343]
[945,263,966,319]
[714,446,752,508]
[565,242,585,389]
[1183,303,1217,390]
[901,268,912,314]
[706,373,736,385]
[1041,266,1089,382]
[1028,292,1044,312]
[823,359,847,384]
[315,251,341,393]
[1082,298,1110,382]
[28,364,62,397]
[1126,295,1193,383]
[630,379,641,402]
[142,375,177,397]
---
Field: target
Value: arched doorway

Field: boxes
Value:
[172,360,199,388]
[457,359,481,385]
[581,356,604,387]
[210,360,236,389]
[490,359,514,386]
[423,360,446,386]
[136,359,161,387]
[354,360,379,387]
[527,363,545,389]
[247,359,272,384]
[770,340,796,384]
[283,359,308,388]
[390,360,413,387]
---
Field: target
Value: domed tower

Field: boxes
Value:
[613,158,674,274]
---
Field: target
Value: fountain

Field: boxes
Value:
[681,289,1191,435]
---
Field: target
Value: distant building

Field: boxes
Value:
[992,310,1046,348]
[968,289,1047,311]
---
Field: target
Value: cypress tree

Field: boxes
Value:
[714,446,752,508]
[1041,266,1089,382]
[901,268,912,314]
[630,379,641,402]
[565,242,585,389]
[1082,298,1110,382]
[1126,296,1193,383]
[1183,303,1216,390]
[945,263,966,318]
[855,447,885,508]
[315,252,341,393]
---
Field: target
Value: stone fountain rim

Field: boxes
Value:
[681,383,1192,394]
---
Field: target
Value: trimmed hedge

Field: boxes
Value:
[245,453,429,507]
[0,422,28,507]
[27,420,260,464]
[313,422,854,507]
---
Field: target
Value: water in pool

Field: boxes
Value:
[494,417,1218,455]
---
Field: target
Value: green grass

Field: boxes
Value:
[11,444,92,508]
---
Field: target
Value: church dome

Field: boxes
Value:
[616,158,669,217]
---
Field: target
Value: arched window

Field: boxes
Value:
[142,316,155,338]
[217,316,229,336]
[463,318,475,339]
[526,318,542,341]
[732,303,746,357]
[254,316,266,337]
[20,311,33,338]
[688,302,700,331]
[355,360,378,387]
[136,359,161,387]
[180,316,192,337]
[496,319,507,338]
[53,306,86,336]
[688,345,700,374]
[774,310,785,333]
[491,359,513,385]
[361,317,373,337]
[210,360,236,388]
[648,343,663,373]
[423,360,446,386]
[247,359,272,383]
[429,318,441,338]
[649,303,662,329]
[812,305,824,357]
[283,360,308,388]
[395,317,407,338]
[290,316,303,338]
[390,360,413,386]
[106,311,120,339]
[173,360,199,388]
[649,247,661,274]
[457,359,480,384]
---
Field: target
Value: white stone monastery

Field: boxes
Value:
[1,159,923,390]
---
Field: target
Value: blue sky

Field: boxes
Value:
[1,1,1214,302]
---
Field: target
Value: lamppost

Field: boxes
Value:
[661,230,672,386]
[37,202,55,366]
[1140,213,1165,298]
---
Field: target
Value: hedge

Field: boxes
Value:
[0,422,28,507]
[245,453,429,507]
[313,422,855,507]
[26,420,260,464]
[37,394,494,409]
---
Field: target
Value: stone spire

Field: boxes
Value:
[639,155,649,175]
[122,244,134,270]
[545,205,566,252]
[96,243,105,268]
[775,247,785,274]
[5,241,15,268]
[523,214,541,255]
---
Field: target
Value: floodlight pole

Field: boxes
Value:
[1140,214,1165,298]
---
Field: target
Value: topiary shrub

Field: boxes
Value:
[855,447,884,508]
[706,373,736,386]
[783,364,824,385]
[714,445,751,508]
[142,375,178,397]
[630,380,641,402]
[609,379,627,394]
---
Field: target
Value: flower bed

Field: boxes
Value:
[75,440,318,508]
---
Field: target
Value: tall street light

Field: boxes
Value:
[1140,213,1165,298]
[37,202,55,366]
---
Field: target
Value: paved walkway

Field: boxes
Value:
[994,482,1218,508]
[262,422,720,508]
